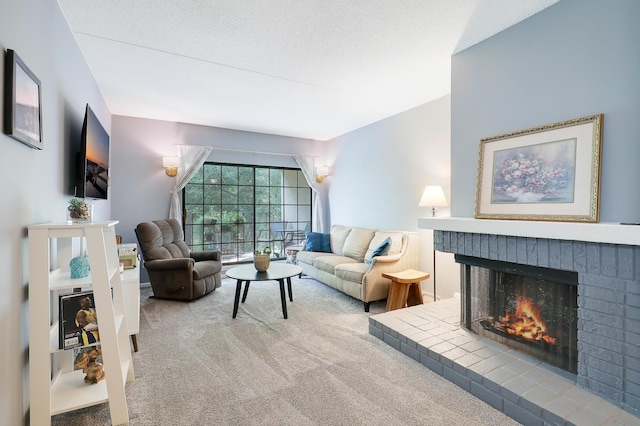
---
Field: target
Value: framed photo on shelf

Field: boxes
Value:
[59,291,100,350]
[474,114,603,222]
[3,49,43,150]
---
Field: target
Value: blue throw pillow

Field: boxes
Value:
[305,232,331,252]
[368,237,391,263]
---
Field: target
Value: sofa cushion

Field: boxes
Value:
[305,232,331,252]
[313,255,358,275]
[297,250,329,265]
[365,231,404,260]
[330,225,352,256]
[335,263,369,283]
[366,237,391,263]
[136,219,191,260]
[342,227,376,262]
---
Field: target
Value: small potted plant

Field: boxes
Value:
[253,246,271,272]
[68,197,93,223]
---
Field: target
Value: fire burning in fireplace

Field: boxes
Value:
[462,259,578,373]
[496,293,557,345]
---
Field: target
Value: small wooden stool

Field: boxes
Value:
[383,269,430,312]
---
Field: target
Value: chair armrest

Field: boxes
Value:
[144,258,194,270]
[191,250,222,262]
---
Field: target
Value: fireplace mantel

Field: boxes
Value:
[417,217,640,247]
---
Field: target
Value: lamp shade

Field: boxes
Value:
[419,185,448,207]
[162,156,180,168]
[316,166,329,176]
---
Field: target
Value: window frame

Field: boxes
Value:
[182,161,312,264]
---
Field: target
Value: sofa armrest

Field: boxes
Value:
[144,258,194,271]
[191,250,222,262]
[369,253,403,263]
[360,233,420,302]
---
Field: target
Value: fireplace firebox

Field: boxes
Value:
[457,255,578,374]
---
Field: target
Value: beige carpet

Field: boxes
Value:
[52,274,520,425]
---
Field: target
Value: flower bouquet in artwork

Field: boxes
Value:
[491,141,575,203]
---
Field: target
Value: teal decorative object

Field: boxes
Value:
[70,256,90,278]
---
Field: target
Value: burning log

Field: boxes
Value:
[498,295,557,345]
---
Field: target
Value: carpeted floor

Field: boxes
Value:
[52,275,520,425]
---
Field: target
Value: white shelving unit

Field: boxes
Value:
[28,221,134,425]
[121,264,140,352]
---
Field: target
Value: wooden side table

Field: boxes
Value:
[383,269,431,311]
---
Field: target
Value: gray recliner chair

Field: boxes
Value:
[135,219,222,301]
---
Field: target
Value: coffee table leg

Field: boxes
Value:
[287,277,293,302]
[233,279,243,318]
[278,279,288,319]
[241,280,251,303]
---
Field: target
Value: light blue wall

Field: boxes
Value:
[326,95,458,298]
[0,1,112,424]
[110,115,325,281]
[328,95,451,227]
[451,0,640,222]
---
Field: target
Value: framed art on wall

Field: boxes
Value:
[3,49,43,149]
[474,114,603,222]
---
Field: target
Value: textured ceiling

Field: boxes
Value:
[57,0,559,141]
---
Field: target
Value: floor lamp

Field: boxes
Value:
[419,185,448,301]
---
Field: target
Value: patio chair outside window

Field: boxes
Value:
[257,221,287,256]
[284,222,310,248]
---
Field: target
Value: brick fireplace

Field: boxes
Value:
[370,218,640,424]
[458,255,579,375]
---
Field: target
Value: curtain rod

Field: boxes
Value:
[210,146,318,157]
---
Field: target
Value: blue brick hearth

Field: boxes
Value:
[370,230,640,425]
[369,299,639,425]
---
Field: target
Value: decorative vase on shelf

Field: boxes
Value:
[253,253,270,272]
[67,197,93,223]
[70,256,90,278]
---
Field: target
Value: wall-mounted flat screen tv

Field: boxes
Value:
[76,104,109,199]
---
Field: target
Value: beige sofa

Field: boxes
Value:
[297,225,419,311]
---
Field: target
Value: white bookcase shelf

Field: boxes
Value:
[28,221,134,425]
[121,264,141,351]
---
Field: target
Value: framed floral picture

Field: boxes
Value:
[474,114,603,222]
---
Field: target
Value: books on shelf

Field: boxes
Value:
[59,291,100,350]
[118,243,138,269]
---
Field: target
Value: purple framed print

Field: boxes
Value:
[3,49,43,150]
[475,114,603,222]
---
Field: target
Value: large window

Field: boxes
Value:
[183,162,311,263]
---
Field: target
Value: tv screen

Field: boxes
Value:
[77,104,109,199]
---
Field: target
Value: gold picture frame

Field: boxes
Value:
[474,114,603,222]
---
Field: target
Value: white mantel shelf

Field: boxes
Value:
[418,217,640,247]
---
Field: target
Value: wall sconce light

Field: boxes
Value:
[419,185,448,217]
[315,166,329,183]
[162,156,179,177]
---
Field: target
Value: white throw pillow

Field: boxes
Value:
[342,227,376,262]
[330,225,352,255]
[365,231,404,260]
